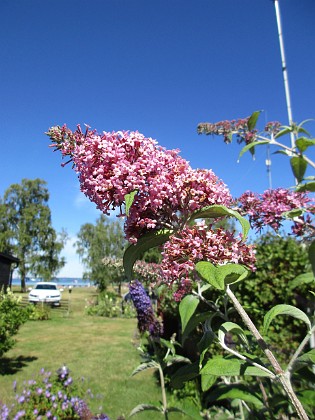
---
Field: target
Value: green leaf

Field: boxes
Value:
[216,264,249,287]
[238,141,270,160]
[308,240,315,278]
[196,261,223,290]
[290,156,308,183]
[275,126,292,139]
[201,356,273,377]
[295,137,315,153]
[263,304,311,335]
[218,322,248,346]
[282,208,304,219]
[179,295,200,333]
[206,384,264,408]
[123,229,172,280]
[170,361,200,388]
[296,181,315,192]
[129,404,162,417]
[183,311,213,344]
[247,111,261,130]
[201,373,217,392]
[195,261,248,291]
[125,190,137,216]
[131,361,158,376]
[273,149,291,156]
[297,390,315,407]
[189,204,250,239]
[290,273,314,290]
[292,349,315,372]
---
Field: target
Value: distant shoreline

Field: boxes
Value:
[12,278,94,287]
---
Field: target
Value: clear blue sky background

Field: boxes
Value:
[1,0,314,277]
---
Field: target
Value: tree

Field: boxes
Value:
[75,215,126,291]
[0,179,66,290]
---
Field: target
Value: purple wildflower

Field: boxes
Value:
[129,280,162,336]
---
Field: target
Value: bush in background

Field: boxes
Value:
[0,289,29,357]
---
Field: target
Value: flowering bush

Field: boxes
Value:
[0,290,29,357]
[47,117,315,420]
[85,291,136,319]
[0,366,110,420]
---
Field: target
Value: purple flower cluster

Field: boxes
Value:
[0,368,110,420]
[129,280,162,336]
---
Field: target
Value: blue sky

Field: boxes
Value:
[1,0,314,277]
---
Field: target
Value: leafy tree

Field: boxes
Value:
[0,179,66,290]
[75,215,126,291]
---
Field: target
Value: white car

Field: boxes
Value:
[28,282,61,306]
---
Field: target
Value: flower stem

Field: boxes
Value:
[226,285,309,420]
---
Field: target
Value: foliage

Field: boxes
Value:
[0,290,29,357]
[47,118,315,419]
[0,366,110,419]
[0,179,66,290]
[85,291,136,318]
[232,232,313,358]
[130,336,195,419]
[76,215,126,291]
[27,302,51,321]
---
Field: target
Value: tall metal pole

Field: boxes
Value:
[274,0,295,150]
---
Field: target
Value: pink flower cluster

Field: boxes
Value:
[47,125,232,242]
[197,117,282,145]
[197,117,257,144]
[47,124,257,299]
[238,188,314,234]
[161,222,256,300]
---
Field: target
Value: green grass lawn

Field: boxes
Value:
[0,288,185,419]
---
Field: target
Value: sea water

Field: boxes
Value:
[12,278,93,287]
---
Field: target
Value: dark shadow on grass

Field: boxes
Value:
[0,355,38,375]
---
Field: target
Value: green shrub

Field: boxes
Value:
[0,289,29,357]
[85,291,136,318]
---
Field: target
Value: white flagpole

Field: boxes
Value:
[274,0,296,150]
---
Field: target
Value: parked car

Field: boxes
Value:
[28,282,61,306]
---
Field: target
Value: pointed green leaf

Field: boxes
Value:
[292,349,315,372]
[290,273,314,290]
[308,240,315,278]
[275,126,292,139]
[183,311,213,344]
[125,190,137,216]
[263,304,311,335]
[170,361,200,388]
[196,262,248,291]
[296,181,315,192]
[167,407,188,414]
[247,111,261,130]
[238,141,270,160]
[273,149,291,156]
[290,156,307,183]
[131,361,158,377]
[218,322,248,346]
[123,229,172,280]
[129,404,162,417]
[216,264,249,287]
[179,295,200,333]
[196,261,223,290]
[189,204,250,239]
[206,384,264,408]
[201,357,272,377]
[201,373,217,392]
[282,208,304,219]
[295,137,315,153]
